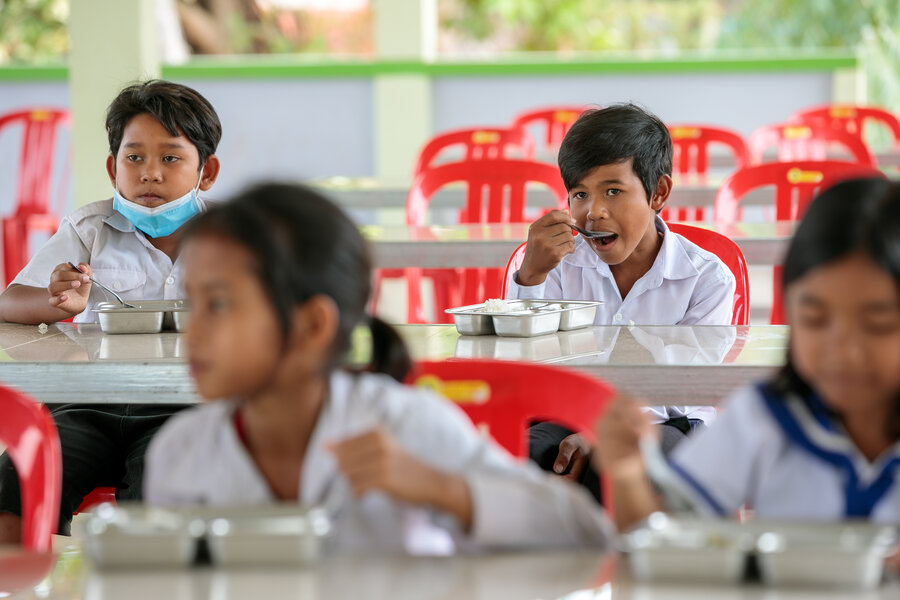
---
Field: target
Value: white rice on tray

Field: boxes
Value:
[480,298,513,312]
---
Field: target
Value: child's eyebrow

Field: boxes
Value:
[122,141,188,150]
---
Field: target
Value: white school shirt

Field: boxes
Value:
[507,216,735,423]
[11,198,199,323]
[144,370,615,554]
[667,383,900,523]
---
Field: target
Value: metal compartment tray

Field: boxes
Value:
[622,512,752,584]
[96,300,190,334]
[79,502,203,569]
[445,300,601,337]
[200,505,332,567]
[754,521,897,589]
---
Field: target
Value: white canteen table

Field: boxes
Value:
[0,322,788,406]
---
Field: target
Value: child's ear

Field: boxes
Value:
[105,155,117,187]
[649,174,673,212]
[288,294,339,361]
[199,155,221,191]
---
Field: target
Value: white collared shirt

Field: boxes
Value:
[145,370,614,554]
[11,199,198,323]
[507,216,735,327]
[668,383,900,523]
[507,217,735,422]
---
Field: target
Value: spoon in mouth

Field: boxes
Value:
[68,262,137,308]
[570,223,615,240]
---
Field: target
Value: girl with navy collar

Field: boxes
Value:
[595,178,900,538]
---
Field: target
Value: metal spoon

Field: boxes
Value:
[68,262,137,308]
[570,223,615,240]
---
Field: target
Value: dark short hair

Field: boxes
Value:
[106,80,222,167]
[180,182,411,381]
[558,103,672,202]
[770,178,900,440]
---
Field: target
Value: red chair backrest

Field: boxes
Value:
[407,359,615,458]
[747,121,876,167]
[0,108,71,216]
[500,224,750,325]
[413,127,535,175]
[666,223,749,326]
[663,124,751,221]
[407,158,568,226]
[791,104,900,147]
[0,385,61,552]
[714,160,887,224]
[510,106,589,153]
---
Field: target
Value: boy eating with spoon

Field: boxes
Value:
[507,103,735,497]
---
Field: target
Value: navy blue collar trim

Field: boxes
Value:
[666,459,728,516]
[758,382,900,518]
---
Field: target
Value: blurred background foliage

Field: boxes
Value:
[0,0,896,112]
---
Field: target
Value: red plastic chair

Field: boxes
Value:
[500,223,750,326]
[791,104,900,148]
[510,106,588,154]
[372,128,538,318]
[747,121,876,167]
[0,385,61,552]
[715,160,887,323]
[0,108,71,285]
[407,359,615,459]
[661,124,750,222]
[383,159,568,324]
[413,127,535,175]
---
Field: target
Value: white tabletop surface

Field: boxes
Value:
[0,323,787,406]
[3,543,898,600]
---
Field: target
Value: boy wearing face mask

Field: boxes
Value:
[0,80,221,542]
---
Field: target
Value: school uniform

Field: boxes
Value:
[0,198,204,533]
[668,383,900,522]
[145,370,616,554]
[10,198,194,322]
[508,216,733,425]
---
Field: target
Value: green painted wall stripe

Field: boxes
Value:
[0,52,857,82]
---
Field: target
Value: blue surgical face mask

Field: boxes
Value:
[113,170,204,238]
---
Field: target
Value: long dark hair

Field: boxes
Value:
[769,177,900,440]
[180,182,411,381]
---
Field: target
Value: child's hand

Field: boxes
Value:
[593,395,655,480]
[328,428,473,529]
[516,210,576,286]
[553,433,593,482]
[47,262,92,315]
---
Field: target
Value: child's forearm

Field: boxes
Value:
[608,457,660,532]
[424,469,474,532]
[0,285,73,324]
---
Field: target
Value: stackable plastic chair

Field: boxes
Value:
[661,124,750,222]
[500,222,750,326]
[715,160,886,323]
[0,385,61,552]
[0,108,71,285]
[791,104,900,149]
[408,359,615,458]
[379,159,568,324]
[412,127,535,175]
[510,105,588,154]
[747,121,876,167]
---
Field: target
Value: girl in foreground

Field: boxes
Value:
[144,182,613,553]
[596,178,900,533]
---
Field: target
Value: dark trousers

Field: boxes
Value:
[528,417,705,505]
[0,404,185,535]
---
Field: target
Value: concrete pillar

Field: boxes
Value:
[68,0,160,207]
[373,0,437,182]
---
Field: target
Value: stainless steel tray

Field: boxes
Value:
[96,300,189,334]
[79,502,202,569]
[445,300,601,337]
[754,521,897,589]
[623,512,752,584]
[201,505,332,567]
